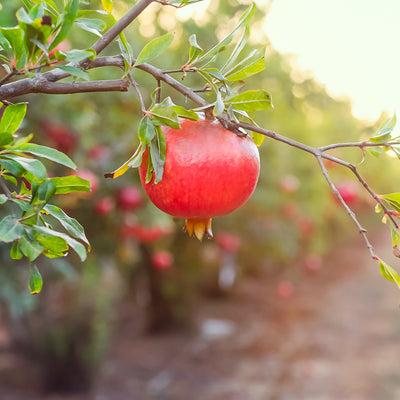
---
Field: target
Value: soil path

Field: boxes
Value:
[1,227,400,400]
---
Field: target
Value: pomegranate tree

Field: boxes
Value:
[138,119,260,240]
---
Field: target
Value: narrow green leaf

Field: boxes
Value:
[0,194,8,204]
[150,105,180,129]
[57,48,97,63]
[0,158,26,176]
[226,90,272,112]
[225,47,266,77]
[55,65,89,80]
[371,113,396,143]
[187,33,203,64]
[0,133,14,146]
[50,175,90,194]
[2,155,47,180]
[33,225,87,261]
[196,4,255,64]
[145,149,154,184]
[44,204,90,249]
[135,32,174,66]
[50,0,79,51]
[221,24,250,74]
[149,126,166,184]
[138,116,156,144]
[104,143,146,179]
[214,91,225,116]
[29,263,43,294]
[36,235,69,257]
[19,235,45,261]
[0,103,27,134]
[171,106,199,121]
[379,258,400,290]
[74,18,106,37]
[0,27,27,69]
[226,57,265,81]
[0,216,24,242]
[10,241,23,260]
[11,143,77,169]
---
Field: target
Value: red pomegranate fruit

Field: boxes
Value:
[139,119,260,240]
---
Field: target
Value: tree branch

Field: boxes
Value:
[91,0,156,55]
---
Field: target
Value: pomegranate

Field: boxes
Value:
[139,120,260,240]
[335,181,358,206]
[116,186,142,211]
[95,197,114,215]
[152,251,174,270]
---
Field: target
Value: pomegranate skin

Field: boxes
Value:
[139,119,260,221]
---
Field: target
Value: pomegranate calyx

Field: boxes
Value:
[184,218,213,241]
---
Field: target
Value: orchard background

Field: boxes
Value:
[0,0,400,398]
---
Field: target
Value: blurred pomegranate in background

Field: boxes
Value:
[152,251,174,270]
[40,120,78,154]
[216,232,241,253]
[334,181,359,206]
[95,197,114,215]
[116,187,142,212]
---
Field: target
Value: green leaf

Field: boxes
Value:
[196,4,255,64]
[117,37,133,72]
[74,18,106,37]
[187,33,203,65]
[150,104,180,129]
[19,235,45,261]
[104,143,146,179]
[226,56,265,81]
[221,24,250,74]
[11,143,77,169]
[55,65,89,80]
[2,154,47,180]
[37,234,69,257]
[0,103,27,134]
[379,258,400,290]
[0,216,24,243]
[226,90,272,112]
[50,0,79,51]
[0,27,27,69]
[138,116,156,144]
[10,241,23,260]
[44,204,90,249]
[135,32,175,66]
[33,225,87,261]
[367,146,385,158]
[371,113,396,143]
[28,263,43,294]
[0,133,14,146]
[389,221,400,258]
[149,126,166,184]
[57,48,97,63]
[380,193,400,212]
[145,149,154,184]
[0,158,26,176]
[0,194,8,204]
[171,106,199,121]
[102,0,113,13]
[50,175,90,194]
[214,91,225,116]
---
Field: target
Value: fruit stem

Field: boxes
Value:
[184,218,213,241]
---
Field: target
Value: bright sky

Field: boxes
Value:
[264,0,400,122]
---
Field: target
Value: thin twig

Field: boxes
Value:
[315,154,377,260]
[127,74,147,112]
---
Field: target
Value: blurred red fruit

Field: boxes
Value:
[280,174,300,193]
[95,197,114,215]
[304,255,322,273]
[334,182,358,206]
[40,120,78,154]
[88,144,111,161]
[297,218,315,236]
[117,187,142,211]
[276,281,294,299]
[282,204,298,219]
[122,223,173,243]
[216,232,241,253]
[76,169,99,194]
[152,251,174,270]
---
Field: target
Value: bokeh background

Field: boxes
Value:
[0,0,399,399]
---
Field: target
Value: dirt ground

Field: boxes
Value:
[1,227,400,400]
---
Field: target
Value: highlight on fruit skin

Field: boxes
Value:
[139,119,260,240]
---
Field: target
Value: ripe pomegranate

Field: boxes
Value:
[122,223,173,243]
[139,119,260,240]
